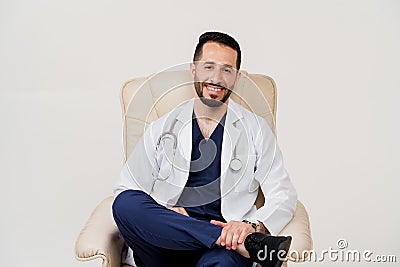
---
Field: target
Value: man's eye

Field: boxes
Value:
[204,66,213,70]
[224,68,233,73]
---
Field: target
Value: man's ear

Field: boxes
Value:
[190,63,195,77]
[234,71,241,85]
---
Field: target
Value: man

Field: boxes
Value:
[113,32,297,267]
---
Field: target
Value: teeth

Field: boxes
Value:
[207,85,222,92]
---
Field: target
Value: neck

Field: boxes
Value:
[193,98,228,121]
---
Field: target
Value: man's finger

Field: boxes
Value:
[177,207,189,216]
[220,226,229,246]
[225,228,233,249]
[210,220,226,227]
[238,227,250,244]
[168,207,189,216]
[231,231,240,250]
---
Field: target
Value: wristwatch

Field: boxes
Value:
[242,219,261,232]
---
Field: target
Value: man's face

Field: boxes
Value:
[191,42,240,107]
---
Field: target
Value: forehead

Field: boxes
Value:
[199,42,237,68]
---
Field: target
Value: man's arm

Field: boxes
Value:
[249,118,297,235]
[113,121,160,198]
[210,117,296,250]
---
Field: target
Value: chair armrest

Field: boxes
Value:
[75,196,125,267]
[278,200,313,262]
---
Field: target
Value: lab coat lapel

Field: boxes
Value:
[221,100,243,189]
[175,99,194,170]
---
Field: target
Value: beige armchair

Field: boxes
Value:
[75,70,312,267]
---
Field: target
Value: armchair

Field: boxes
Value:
[75,70,312,267]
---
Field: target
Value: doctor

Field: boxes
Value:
[113,31,297,267]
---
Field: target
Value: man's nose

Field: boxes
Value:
[209,68,223,85]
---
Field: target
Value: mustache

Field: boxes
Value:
[201,82,229,91]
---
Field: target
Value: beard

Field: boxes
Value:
[194,81,233,107]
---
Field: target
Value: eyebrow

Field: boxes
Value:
[203,61,234,68]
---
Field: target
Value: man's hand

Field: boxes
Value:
[210,220,255,250]
[168,207,189,216]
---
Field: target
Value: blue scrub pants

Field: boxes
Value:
[112,190,253,267]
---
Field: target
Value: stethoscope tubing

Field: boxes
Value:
[153,118,242,181]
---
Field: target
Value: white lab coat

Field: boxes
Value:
[114,98,297,236]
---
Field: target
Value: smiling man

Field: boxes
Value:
[192,41,237,107]
[112,32,297,267]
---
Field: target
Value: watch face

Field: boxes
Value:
[243,219,260,232]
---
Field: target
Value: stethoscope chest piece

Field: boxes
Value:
[229,158,242,172]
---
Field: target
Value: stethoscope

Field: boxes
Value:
[153,117,243,181]
[153,119,178,181]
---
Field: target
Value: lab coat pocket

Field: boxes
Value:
[233,155,258,192]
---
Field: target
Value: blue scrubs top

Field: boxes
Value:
[177,112,226,222]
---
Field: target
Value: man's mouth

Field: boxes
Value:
[196,81,232,107]
[203,83,226,94]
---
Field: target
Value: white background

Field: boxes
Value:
[0,0,399,266]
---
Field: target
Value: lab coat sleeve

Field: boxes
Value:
[113,121,160,198]
[250,118,297,235]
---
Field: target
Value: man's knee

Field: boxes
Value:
[112,190,148,224]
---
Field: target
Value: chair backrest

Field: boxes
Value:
[120,69,277,208]
[120,69,277,161]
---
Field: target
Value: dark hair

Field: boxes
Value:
[193,31,241,70]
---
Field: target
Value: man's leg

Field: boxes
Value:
[196,246,253,267]
[112,190,223,266]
